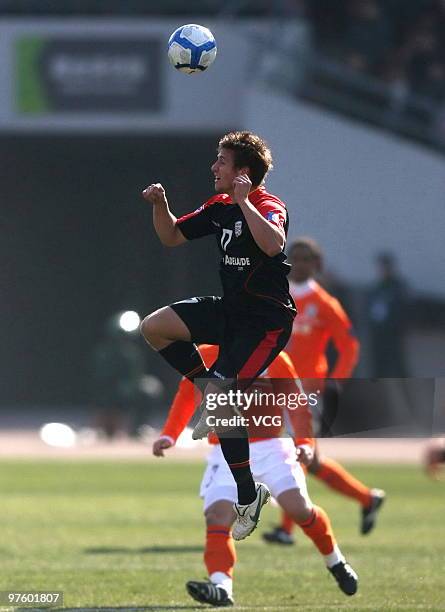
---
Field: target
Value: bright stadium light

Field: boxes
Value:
[39,422,77,448]
[119,310,140,332]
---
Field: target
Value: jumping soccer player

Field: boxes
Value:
[141,132,296,540]
[263,237,385,545]
[153,344,358,606]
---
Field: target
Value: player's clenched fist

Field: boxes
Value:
[142,183,167,206]
[296,444,314,467]
[152,436,174,457]
[233,174,252,204]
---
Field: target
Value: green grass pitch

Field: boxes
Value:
[0,460,444,611]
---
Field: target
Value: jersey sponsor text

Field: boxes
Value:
[224,255,251,266]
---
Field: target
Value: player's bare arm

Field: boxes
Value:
[234,175,285,257]
[142,183,187,247]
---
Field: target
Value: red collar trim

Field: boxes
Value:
[218,185,265,205]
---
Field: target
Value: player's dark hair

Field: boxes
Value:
[289,237,324,272]
[218,131,273,187]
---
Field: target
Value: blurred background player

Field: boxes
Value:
[153,344,358,607]
[367,251,410,378]
[424,438,445,480]
[263,237,385,545]
[89,311,163,439]
[140,132,296,540]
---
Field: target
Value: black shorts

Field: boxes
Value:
[170,296,292,383]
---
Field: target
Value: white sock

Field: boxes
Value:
[324,545,345,568]
[210,572,233,596]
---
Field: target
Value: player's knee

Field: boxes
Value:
[290,501,312,524]
[140,312,162,346]
[205,505,234,527]
[140,306,190,349]
[295,500,313,523]
[140,315,154,343]
[280,492,312,523]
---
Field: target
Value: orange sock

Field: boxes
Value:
[314,457,372,508]
[298,505,336,556]
[204,525,236,578]
[280,511,296,535]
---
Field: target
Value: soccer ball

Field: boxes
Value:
[167,24,217,74]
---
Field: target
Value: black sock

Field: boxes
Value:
[159,341,208,387]
[218,433,256,505]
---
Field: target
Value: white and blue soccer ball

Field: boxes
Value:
[167,24,217,74]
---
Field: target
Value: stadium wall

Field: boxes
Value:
[245,87,445,297]
[0,134,221,406]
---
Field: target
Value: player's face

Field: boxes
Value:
[289,246,317,282]
[211,148,242,194]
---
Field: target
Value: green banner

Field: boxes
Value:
[16,37,49,113]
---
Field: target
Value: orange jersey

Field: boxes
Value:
[161,344,313,448]
[286,280,359,379]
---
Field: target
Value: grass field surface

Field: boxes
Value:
[0,460,444,611]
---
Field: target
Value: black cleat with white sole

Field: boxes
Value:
[361,488,386,535]
[186,580,234,607]
[328,561,358,596]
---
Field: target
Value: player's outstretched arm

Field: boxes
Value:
[152,376,201,460]
[142,183,187,247]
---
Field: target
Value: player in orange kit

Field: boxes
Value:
[153,344,358,607]
[263,237,385,545]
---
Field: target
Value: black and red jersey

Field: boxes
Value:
[176,186,296,318]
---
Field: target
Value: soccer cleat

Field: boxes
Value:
[328,561,358,596]
[192,405,213,440]
[361,488,386,535]
[262,526,295,545]
[232,482,270,541]
[186,580,234,607]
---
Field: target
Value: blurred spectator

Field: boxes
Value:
[90,311,163,438]
[384,0,432,47]
[366,252,409,378]
[306,0,348,53]
[343,0,393,74]
[402,17,445,102]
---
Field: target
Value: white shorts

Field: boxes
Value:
[199,438,310,511]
